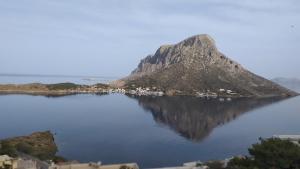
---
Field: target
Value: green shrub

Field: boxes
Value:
[205,161,224,169]
[227,157,257,169]
[94,83,109,89]
[47,83,80,90]
[119,165,133,169]
[52,155,67,163]
[0,141,17,157]
[227,138,300,169]
[16,142,34,154]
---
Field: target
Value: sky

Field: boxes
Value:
[0,0,299,79]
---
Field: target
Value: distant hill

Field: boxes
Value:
[118,34,297,97]
[272,78,300,93]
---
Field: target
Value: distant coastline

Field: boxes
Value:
[0,73,119,78]
[0,82,298,98]
[272,77,300,93]
[0,74,120,86]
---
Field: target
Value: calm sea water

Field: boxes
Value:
[0,93,299,168]
[0,74,117,85]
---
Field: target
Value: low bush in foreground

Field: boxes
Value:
[0,141,17,157]
[227,138,300,169]
[52,155,68,164]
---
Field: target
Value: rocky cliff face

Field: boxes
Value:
[131,35,219,76]
[123,34,297,97]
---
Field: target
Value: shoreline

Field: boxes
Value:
[0,83,298,98]
[0,90,297,99]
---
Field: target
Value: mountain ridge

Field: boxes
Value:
[117,34,297,97]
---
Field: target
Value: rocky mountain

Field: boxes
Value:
[272,77,300,93]
[120,34,297,97]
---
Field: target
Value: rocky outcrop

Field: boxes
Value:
[122,34,297,97]
[0,131,58,160]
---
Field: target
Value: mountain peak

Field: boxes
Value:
[131,34,219,76]
[182,34,215,46]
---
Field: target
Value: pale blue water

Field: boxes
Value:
[0,93,299,168]
[0,74,117,85]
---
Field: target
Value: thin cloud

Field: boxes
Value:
[0,0,299,78]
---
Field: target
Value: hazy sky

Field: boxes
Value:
[0,0,299,78]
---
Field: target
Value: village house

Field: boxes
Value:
[0,155,38,169]
[0,155,18,169]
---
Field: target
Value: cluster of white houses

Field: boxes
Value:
[0,155,220,169]
[0,155,237,169]
[25,83,240,97]
[0,155,39,169]
[196,89,237,98]
[55,86,164,96]
[127,87,164,96]
[0,155,138,169]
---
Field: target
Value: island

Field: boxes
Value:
[114,34,298,97]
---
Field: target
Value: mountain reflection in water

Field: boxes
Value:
[0,93,298,168]
[130,95,285,141]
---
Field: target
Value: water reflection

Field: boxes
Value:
[131,96,285,141]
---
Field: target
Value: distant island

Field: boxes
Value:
[272,77,300,93]
[0,34,298,98]
[114,34,297,97]
[0,83,112,96]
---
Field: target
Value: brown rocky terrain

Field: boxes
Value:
[120,34,298,97]
[0,131,57,160]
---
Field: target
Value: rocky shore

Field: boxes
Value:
[1,132,299,169]
[0,82,298,98]
[0,132,138,169]
[0,83,166,97]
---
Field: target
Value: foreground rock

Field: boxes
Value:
[0,132,140,169]
[119,34,298,97]
[0,131,57,160]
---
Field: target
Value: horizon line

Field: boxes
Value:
[0,73,121,79]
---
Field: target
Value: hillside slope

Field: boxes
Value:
[120,34,297,97]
